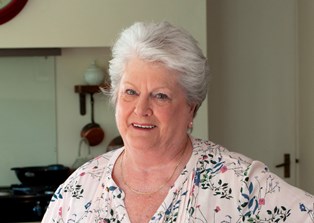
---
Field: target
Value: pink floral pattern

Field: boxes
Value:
[42,137,314,222]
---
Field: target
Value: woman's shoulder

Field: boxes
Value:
[190,137,272,182]
[189,137,314,222]
[55,148,123,194]
[191,137,255,168]
[69,148,123,181]
[49,148,123,202]
[43,149,124,222]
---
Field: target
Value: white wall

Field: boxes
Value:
[0,0,206,48]
[0,0,208,167]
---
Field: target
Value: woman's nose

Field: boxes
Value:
[134,96,153,116]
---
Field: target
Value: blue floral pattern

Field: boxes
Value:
[42,137,314,222]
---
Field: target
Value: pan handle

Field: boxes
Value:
[79,93,86,115]
[90,93,95,123]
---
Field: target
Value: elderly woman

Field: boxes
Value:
[42,22,314,223]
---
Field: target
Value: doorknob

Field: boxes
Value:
[275,153,290,178]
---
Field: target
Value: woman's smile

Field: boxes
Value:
[131,123,157,129]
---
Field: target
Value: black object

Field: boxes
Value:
[275,153,291,178]
[11,164,70,186]
[0,185,55,222]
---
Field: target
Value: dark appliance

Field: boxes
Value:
[0,164,70,222]
[0,185,55,222]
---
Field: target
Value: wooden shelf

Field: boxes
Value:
[74,83,110,94]
[74,83,110,115]
[0,48,61,57]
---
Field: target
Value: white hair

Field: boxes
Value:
[108,21,210,116]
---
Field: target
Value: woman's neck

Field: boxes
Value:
[123,137,191,173]
[117,136,193,197]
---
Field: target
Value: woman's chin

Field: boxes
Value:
[125,134,159,150]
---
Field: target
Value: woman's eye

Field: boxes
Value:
[125,89,137,95]
[154,93,169,100]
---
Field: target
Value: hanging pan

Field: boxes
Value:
[80,93,105,146]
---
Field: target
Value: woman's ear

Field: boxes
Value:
[189,103,198,118]
[187,104,196,133]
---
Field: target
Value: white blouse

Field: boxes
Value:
[42,137,314,222]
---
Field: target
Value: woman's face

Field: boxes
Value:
[115,57,195,151]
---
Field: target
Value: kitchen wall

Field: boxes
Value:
[55,47,119,166]
[0,0,207,48]
[0,0,208,167]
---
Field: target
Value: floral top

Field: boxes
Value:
[42,137,314,222]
